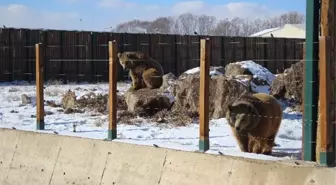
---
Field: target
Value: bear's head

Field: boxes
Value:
[117,51,147,69]
[226,100,260,132]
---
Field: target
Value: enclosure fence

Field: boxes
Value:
[0,28,305,83]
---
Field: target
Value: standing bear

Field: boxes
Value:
[117,51,164,90]
[226,92,283,155]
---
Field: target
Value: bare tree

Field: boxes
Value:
[147,17,174,34]
[177,13,198,34]
[114,19,151,33]
[112,11,305,36]
[197,15,216,35]
[212,18,231,36]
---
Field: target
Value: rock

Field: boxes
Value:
[124,88,173,116]
[270,74,286,99]
[224,63,253,76]
[270,60,303,103]
[283,61,304,103]
[61,90,77,109]
[224,61,275,86]
[212,75,251,119]
[21,94,32,105]
[46,100,61,107]
[172,73,250,119]
[178,66,225,80]
[160,72,177,92]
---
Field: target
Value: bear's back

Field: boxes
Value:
[248,93,283,138]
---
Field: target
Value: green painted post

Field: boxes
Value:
[303,0,320,162]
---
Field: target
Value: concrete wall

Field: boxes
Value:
[0,128,335,185]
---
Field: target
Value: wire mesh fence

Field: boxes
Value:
[2,27,335,166]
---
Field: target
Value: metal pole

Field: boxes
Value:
[303,0,320,162]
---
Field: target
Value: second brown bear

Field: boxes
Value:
[117,51,164,90]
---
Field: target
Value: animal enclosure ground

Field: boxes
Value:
[0,80,303,161]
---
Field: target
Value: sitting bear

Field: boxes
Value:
[117,51,164,90]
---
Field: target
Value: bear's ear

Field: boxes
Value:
[117,53,121,58]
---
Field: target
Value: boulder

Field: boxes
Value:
[178,66,225,80]
[224,60,275,86]
[270,60,303,103]
[172,73,250,119]
[160,72,177,92]
[124,88,173,116]
[21,94,32,105]
[61,90,77,109]
[270,74,286,99]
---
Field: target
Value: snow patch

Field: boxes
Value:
[236,60,276,85]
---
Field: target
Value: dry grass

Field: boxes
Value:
[45,88,64,97]
[94,116,107,127]
[8,87,20,92]
[5,94,21,102]
[45,79,63,86]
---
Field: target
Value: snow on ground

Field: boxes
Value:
[0,80,303,161]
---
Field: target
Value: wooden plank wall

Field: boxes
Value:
[0,28,305,83]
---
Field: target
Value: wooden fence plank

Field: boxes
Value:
[175,35,189,75]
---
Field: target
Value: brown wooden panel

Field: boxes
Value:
[245,37,256,62]
[188,35,200,70]
[11,29,27,81]
[275,38,286,73]
[150,34,162,68]
[264,38,276,73]
[255,37,267,68]
[210,36,222,66]
[175,35,189,75]
[0,29,11,82]
[159,34,175,74]
[76,31,91,82]
[45,30,61,81]
[285,39,296,70]
[221,37,234,66]
[26,29,41,81]
[234,37,245,62]
[62,31,77,82]
[137,34,150,56]
[122,33,138,52]
[94,32,109,82]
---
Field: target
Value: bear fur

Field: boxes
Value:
[117,51,164,90]
[226,92,283,155]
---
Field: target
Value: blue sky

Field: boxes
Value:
[0,0,306,31]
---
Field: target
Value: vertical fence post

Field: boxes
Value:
[317,36,334,166]
[108,40,118,140]
[35,43,45,130]
[303,0,319,162]
[199,38,210,152]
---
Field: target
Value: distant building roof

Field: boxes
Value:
[290,23,305,31]
[249,27,281,37]
[249,23,306,37]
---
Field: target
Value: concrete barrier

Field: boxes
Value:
[0,128,335,185]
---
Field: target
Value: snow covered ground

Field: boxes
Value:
[0,81,302,161]
[0,61,303,161]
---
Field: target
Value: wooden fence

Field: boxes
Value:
[0,28,305,83]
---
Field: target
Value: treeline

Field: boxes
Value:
[112,11,305,36]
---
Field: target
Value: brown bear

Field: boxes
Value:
[226,92,283,155]
[117,51,164,90]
